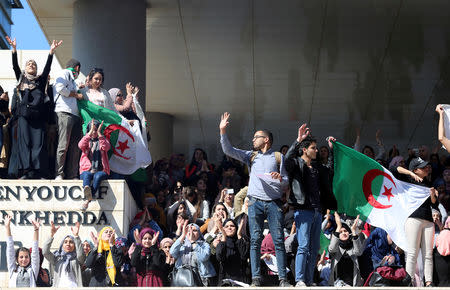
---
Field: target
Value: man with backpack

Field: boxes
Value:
[219,112,291,287]
[284,123,336,286]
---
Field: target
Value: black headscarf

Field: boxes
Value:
[338,223,353,250]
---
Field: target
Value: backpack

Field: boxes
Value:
[364,266,411,287]
[250,151,282,172]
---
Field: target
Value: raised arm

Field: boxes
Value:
[219,112,251,164]
[6,36,21,80]
[436,104,450,153]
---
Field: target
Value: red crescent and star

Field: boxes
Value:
[103,124,135,160]
[362,169,397,209]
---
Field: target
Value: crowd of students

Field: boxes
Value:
[1,36,450,287]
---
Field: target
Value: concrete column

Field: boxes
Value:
[73,0,146,108]
[146,112,173,162]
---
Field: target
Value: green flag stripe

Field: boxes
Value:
[77,99,122,134]
[332,142,384,220]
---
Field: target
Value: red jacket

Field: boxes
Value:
[78,134,111,175]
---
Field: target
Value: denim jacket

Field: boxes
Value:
[170,238,216,278]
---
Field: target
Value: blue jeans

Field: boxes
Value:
[248,196,287,280]
[294,208,322,284]
[80,171,108,196]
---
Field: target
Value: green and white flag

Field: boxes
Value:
[78,99,152,175]
[332,142,430,251]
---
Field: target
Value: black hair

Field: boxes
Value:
[279,145,289,152]
[15,247,31,265]
[363,145,375,157]
[190,148,208,165]
[87,68,105,87]
[257,129,273,145]
[86,119,100,132]
[212,202,228,219]
[299,135,317,155]
[0,85,3,95]
[65,58,81,69]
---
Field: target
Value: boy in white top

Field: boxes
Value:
[53,59,84,179]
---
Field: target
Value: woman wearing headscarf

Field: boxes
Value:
[42,221,85,287]
[81,240,94,287]
[5,36,62,179]
[85,226,124,286]
[328,213,365,287]
[170,220,216,286]
[110,83,140,120]
[216,216,250,285]
[130,227,166,286]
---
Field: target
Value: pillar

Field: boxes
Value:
[73,0,147,108]
[146,112,173,162]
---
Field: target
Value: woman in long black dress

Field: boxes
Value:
[5,36,62,179]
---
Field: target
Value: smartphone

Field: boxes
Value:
[226,189,234,194]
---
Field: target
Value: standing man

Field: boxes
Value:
[219,112,291,287]
[54,59,84,180]
[284,123,336,286]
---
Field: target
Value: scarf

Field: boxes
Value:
[53,235,77,273]
[160,238,174,250]
[89,138,102,173]
[338,223,353,250]
[97,227,116,285]
[17,60,39,91]
[109,88,120,101]
[223,219,238,257]
[181,224,204,265]
[139,228,156,255]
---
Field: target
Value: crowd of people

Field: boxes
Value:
[1,36,450,288]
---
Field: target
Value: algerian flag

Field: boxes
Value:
[333,142,430,251]
[78,99,152,175]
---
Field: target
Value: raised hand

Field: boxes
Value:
[90,231,99,248]
[436,104,444,114]
[71,221,80,237]
[297,123,310,143]
[334,212,342,232]
[351,215,360,234]
[326,136,336,149]
[151,231,160,246]
[128,243,136,258]
[375,129,383,145]
[126,82,133,95]
[97,121,104,137]
[237,215,247,239]
[31,219,41,231]
[4,215,12,237]
[181,219,188,237]
[134,228,141,244]
[5,36,16,51]
[88,119,96,138]
[219,112,230,133]
[133,86,140,97]
[50,40,63,55]
[50,221,60,237]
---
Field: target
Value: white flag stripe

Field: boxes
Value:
[443,104,450,150]
[366,168,430,252]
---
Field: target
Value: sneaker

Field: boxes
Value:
[295,280,307,287]
[250,278,261,287]
[83,186,93,201]
[55,175,63,180]
[280,279,292,287]
[80,200,90,212]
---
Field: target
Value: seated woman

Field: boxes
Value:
[131,228,166,287]
[85,227,124,287]
[328,213,365,287]
[78,119,110,211]
[4,214,41,287]
[42,221,85,287]
[363,227,401,271]
[216,216,250,285]
[160,238,175,286]
[170,221,216,286]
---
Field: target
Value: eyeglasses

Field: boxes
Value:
[117,93,123,97]
[252,135,266,140]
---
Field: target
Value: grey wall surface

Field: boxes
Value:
[146,0,450,163]
[73,0,147,108]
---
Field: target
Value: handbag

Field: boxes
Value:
[170,264,203,287]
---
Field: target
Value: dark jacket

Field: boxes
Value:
[85,246,124,287]
[216,236,250,284]
[285,140,337,211]
[130,244,167,275]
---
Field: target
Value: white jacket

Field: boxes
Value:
[7,236,39,287]
[53,69,80,116]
